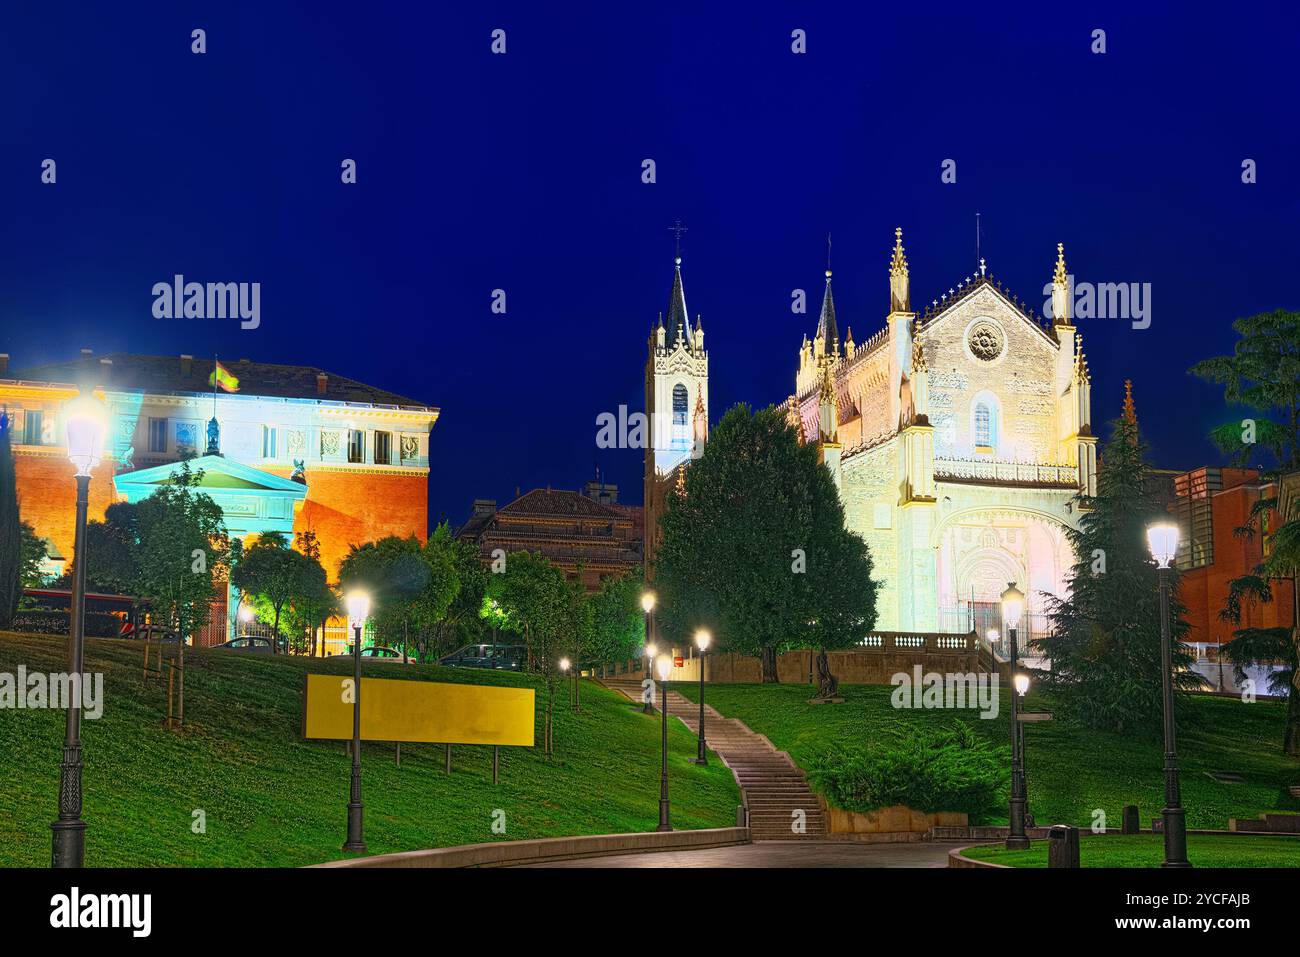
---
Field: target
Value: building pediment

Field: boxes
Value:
[113,454,307,535]
[918,279,1058,355]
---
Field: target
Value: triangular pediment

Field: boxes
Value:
[917,278,1059,353]
[115,455,308,497]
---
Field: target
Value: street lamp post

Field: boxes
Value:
[641,592,656,714]
[1001,582,1030,851]
[559,657,572,709]
[52,394,105,868]
[1147,522,1191,868]
[690,629,711,765]
[986,627,999,672]
[655,654,673,831]
[342,590,370,853]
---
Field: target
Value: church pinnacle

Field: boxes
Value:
[816,267,839,358]
[1052,242,1072,325]
[1122,379,1138,429]
[890,226,910,313]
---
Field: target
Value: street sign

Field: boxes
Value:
[1017,711,1053,722]
[674,656,684,667]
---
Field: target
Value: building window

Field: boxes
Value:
[262,426,278,459]
[374,430,392,465]
[671,383,689,449]
[974,404,991,447]
[971,392,999,452]
[148,417,168,453]
[22,410,44,446]
[347,429,365,463]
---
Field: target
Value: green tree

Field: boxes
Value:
[337,534,457,661]
[231,531,300,651]
[1191,313,1300,751]
[590,568,646,665]
[54,502,142,595]
[1041,414,1204,732]
[655,403,878,683]
[19,523,49,590]
[0,412,21,627]
[487,551,568,755]
[1190,308,1300,473]
[428,522,489,659]
[1219,573,1299,753]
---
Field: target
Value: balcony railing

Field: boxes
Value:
[934,457,1078,487]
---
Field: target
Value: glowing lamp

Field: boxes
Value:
[1146,523,1179,569]
[1014,673,1030,697]
[986,628,998,643]
[238,605,254,623]
[345,591,370,627]
[559,657,571,673]
[694,629,711,652]
[646,642,657,659]
[1000,582,1025,631]
[641,591,656,613]
[655,655,673,681]
[64,394,107,478]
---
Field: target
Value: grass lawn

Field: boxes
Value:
[676,681,1300,829]
[0,632,740,867]
[961,833,1300,867]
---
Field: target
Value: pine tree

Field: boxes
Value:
[0,412,22,628]
[1040,409,1203,733]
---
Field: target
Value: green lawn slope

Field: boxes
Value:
[962,833,1300,867]
[0,632,740,867]
[676,681,1300,829]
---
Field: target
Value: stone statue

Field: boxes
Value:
[290,458,307,484]
[815,650,839,700]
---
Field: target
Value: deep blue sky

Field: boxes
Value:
[3,3,1298,528]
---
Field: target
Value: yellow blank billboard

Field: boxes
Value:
[303,674,535,747]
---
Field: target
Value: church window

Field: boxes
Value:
[672,384,689,426]
[974,404,991,447]
[374,430,392,465]
[972,395,999,452]
[347,429,365,463]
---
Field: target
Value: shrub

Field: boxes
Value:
[807,722,1008,821]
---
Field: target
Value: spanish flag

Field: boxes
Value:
[209,360,240,393]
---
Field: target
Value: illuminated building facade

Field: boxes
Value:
[0,351,437,641]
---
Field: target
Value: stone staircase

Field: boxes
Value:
[598,673,827,840]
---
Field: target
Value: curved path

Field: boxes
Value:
[518,840,956,868]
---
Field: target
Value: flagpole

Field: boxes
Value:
[212,354,218,420]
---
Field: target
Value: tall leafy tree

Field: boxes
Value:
[1041,413,1204,732]
[1191,308,1300,473]
[427,522,488,659]
[0,411,21,627]
[1219,572,1299,754]
[590,568,646,665]
[655,404,878,683]
[337,534,457,661]
[231,531,300,650]
[1191,313,1300,748]
[486,551,568,754]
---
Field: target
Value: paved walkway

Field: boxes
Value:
[598,673,826,839]
[519,840,955,868]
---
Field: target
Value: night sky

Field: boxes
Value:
[3,3,1298,530]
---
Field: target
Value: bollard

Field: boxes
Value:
[1122,805,1139,834]
[1047,825,1080,868]
[736,804,748,828]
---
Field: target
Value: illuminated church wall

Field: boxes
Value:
[788,231,1097,635]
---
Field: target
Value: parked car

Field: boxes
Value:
[330,645,414,664]
[438,643,527,671]
[213,636,278,653]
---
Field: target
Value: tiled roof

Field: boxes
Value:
[500,488,629,520]
[10,353,434,410]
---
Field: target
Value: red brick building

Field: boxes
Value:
[457,482,643,592]
[1173,466,1295,647]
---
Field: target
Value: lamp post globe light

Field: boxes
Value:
[342,590,370,853]
[1147,521,1191,868]
[641,592,657,713]
[689,629,711,765]
[986,627,1000,666]
[51,393,106,868]
[655,653,674,831]
[559,657,574,708]
[1000,581,1030,851]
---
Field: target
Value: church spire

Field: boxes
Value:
[665,255,692,350]
[889,227,910,313]
[816,268,839,358]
